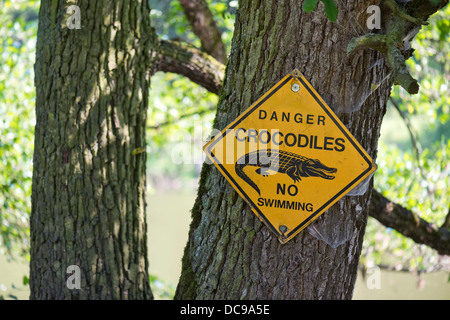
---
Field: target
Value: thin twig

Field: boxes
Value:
[389,97,426,179]
[148,105,216,130]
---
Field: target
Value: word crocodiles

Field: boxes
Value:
[235,149,337,195]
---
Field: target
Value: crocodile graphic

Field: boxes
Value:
[235,149,337,195]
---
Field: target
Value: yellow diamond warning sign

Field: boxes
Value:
[204,69,377,244]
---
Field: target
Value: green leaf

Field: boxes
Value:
[321,0,338,22]
[132,147,146,155]
[302,0,319,13]
[23,275,29,286]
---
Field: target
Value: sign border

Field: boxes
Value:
[204,71,376,243]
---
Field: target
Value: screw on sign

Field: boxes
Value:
[204,69,376,244]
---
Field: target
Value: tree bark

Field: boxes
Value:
[176,0,393,300]
[155,40,225,95]
[30,0,156,299]
[178,0,228,63]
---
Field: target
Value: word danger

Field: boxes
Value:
[258,109,326,125]
[235,128,346,152]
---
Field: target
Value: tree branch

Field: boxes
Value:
[347,33,419,94]
[405,0,449,20]
[148,105,215,130]
[347,0,449,94]
[386,44,420,94]
[369,189,450,255]
[385,0,428,25]
[155,39,225,95]
[178,0,227,63]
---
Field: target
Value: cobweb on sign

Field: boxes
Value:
[345,171,375,196]
[332,60,391,114]
[307,201,357,248]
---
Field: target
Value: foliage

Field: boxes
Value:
[362,6,450,273]
[0,0,39,259]
[149,274,176,299]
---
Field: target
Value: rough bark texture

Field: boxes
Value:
[176,0,393,300]
[31,0,156,299]
[156,40,225,94]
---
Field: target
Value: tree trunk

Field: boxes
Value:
[30,0,156,299]
[176,0,392,299]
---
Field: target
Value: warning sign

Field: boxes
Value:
[204,69,377,243]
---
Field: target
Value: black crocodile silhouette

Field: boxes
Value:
[235,149,337,195]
